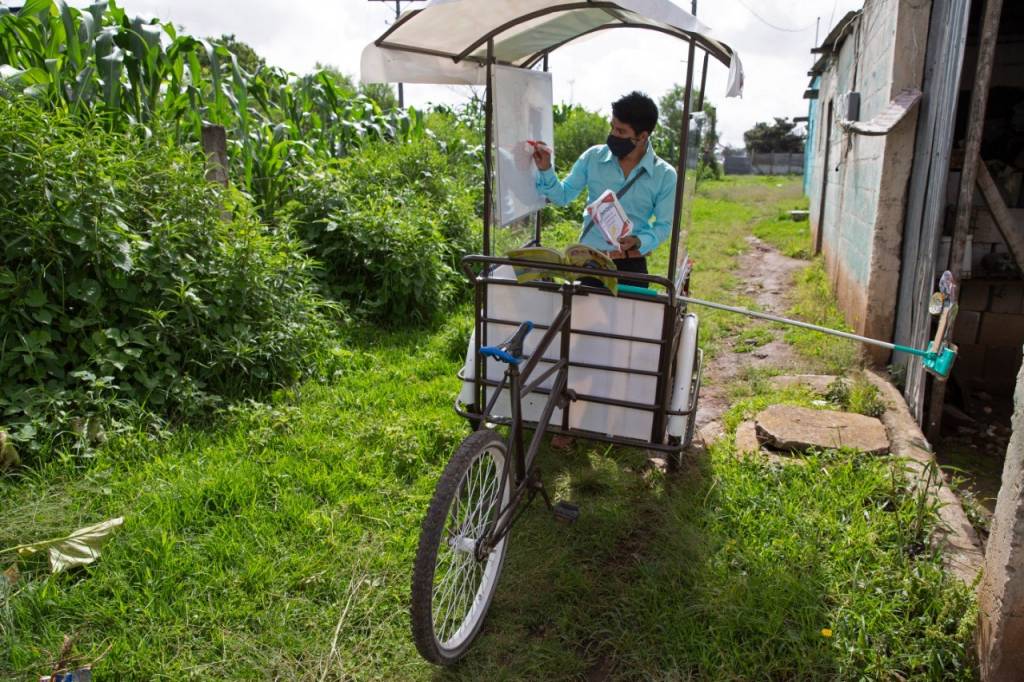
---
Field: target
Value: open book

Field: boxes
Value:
[505,244,620,294]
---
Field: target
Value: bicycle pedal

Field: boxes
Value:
[552,501,580,524]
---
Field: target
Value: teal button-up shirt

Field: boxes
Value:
[535,143,677,255]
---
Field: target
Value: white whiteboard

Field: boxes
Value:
[493,65,553,227]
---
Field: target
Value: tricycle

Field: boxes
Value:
[361,0,742,665]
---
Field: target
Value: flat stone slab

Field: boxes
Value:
[768,374,846,395]
[734,420,803,466]
[755,405,889,455]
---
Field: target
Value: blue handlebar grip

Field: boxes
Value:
[480,346,521,365]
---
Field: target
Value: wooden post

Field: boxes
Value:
[978,353,1024,680]
[977,162,1024,273]
[926,0,1003,443]
[201,125,229,188]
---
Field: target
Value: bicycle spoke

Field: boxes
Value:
[427,442,509,650]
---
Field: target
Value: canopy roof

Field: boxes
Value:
[361,0,743,97]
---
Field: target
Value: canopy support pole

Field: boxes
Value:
[534,54,550,247]
[483,39,494,257]
[698,51,709,109]
[667,39,697,287]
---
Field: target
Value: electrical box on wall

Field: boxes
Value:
[837,91,861,122]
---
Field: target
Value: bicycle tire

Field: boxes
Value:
[410,429,510,665]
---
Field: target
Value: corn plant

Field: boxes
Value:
[0,0,422,213]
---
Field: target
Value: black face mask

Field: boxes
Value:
[606,133,638,159]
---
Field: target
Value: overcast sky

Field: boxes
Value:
[12,0,865,146]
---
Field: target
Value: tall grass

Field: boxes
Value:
[786,261,860,373]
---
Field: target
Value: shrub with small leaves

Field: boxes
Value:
[0,97,335,460]
[280,136,479,324]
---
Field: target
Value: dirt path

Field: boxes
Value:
[695,235,813,433]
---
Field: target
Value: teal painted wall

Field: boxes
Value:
[803,76,820,196]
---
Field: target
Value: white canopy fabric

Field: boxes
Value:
[361,0,743,97]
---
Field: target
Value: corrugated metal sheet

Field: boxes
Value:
[893,0,973,422]
[812,10,862,55]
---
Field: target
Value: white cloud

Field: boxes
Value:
[49,0,864,146]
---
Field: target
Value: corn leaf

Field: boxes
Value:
[18,0,51,18]
[55,0,80,68]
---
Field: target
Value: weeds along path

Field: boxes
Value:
[674,177,816,431]
[695,234,812,430]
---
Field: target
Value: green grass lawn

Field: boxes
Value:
[1,177,976,680]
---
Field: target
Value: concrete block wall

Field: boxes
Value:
[954,280,1024,396]
[807,0,931,363]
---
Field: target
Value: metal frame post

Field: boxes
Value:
[697,52,709,110]
[666,39,697,286]
[534,54,550,247]
[559,285,573,432]
[483,39,495,256]
[474,279,485,419]
[660,0,699,440]
[476,39,496,420]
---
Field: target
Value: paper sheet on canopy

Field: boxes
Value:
[493,65,553,226]
[361,0,743,98]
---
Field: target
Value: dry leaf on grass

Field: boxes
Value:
[12,517,124,574]
[3,564,18,585]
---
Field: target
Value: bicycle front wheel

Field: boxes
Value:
[410,429,511,665]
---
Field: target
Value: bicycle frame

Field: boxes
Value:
[471,292,572,556]
[458,259,702,556]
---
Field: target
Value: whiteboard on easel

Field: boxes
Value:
[493,65,553,227]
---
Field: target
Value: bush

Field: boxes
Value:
[0,97,334,459]
[553,105,607,173]
[280,135,479,324]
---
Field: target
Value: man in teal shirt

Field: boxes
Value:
[532,91,677,286]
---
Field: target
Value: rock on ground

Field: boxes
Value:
[698,420,725,447]
[755,405,889,455]
[734,421,760,454]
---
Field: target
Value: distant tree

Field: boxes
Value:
[313,63,357,92]
[722,145,746,158]
[743,117,805,153]
[359,82,399,111]
[656,85,719,177]
[553,103,607,173]
[314,62,399,111]
[202,34,266,74]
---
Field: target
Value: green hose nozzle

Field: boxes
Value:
[922,344,957,379]
[894,342,957,379]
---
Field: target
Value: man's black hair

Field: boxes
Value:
[611,91,659,135]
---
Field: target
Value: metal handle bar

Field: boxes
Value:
[676,295,904,353]
[677,294,958,377]
[460,254,677,306]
